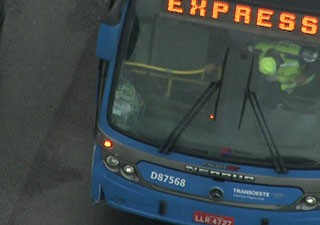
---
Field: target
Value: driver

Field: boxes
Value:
[249,42,318,93]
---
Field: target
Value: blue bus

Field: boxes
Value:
[91,0,320,224]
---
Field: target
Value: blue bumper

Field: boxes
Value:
[91,147,320,225]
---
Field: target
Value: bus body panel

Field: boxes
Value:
[92,145,320,225]
[91,0,320,224]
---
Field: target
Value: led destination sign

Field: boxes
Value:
[166,0,319,36]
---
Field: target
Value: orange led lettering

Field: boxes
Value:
[212,1,230,19]
[257,8,274,28]
[301,16,319,35]
[279,12,296,31]
[167,0,183,14]
[166,0,320,37]
[190,0,208,17]
[234,5,252,24]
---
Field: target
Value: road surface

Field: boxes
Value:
[0,0,167,224]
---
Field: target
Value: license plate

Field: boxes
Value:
[193,211,235,225]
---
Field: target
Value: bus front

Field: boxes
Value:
[91,0,320,224]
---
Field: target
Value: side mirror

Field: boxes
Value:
[96,0,125,61]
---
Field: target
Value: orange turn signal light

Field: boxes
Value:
[103,140,113,149]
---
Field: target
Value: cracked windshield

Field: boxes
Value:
[109,0,320,169]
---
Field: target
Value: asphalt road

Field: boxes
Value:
[0,0,166,225]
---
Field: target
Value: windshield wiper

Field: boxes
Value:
[159,49,229,154]
[238,56,287,174]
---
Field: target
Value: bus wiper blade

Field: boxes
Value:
[159,49,229,154]
[159,81,219,154]
[238,56,287,174]
[237,56,254,130]
[248,91,287,173]
[212,48,229,121]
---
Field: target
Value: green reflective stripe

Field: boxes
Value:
[280,82,297,91]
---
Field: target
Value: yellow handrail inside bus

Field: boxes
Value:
[124,61,221,96]
[125,61,207,75]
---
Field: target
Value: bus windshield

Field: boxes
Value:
[108,0,320,169]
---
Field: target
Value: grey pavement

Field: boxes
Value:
[0,0,102,222]
[0,0,167,224]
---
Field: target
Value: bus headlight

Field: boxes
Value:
[121,164,139,182]
[305,196,318,206]
[104,155,120,172]
[296,195,319,211]
[123,164,135,175]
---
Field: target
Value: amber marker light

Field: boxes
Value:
[103,140,113,149]
[209,114,215,121]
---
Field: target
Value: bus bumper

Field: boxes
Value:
[91,146,320,225]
